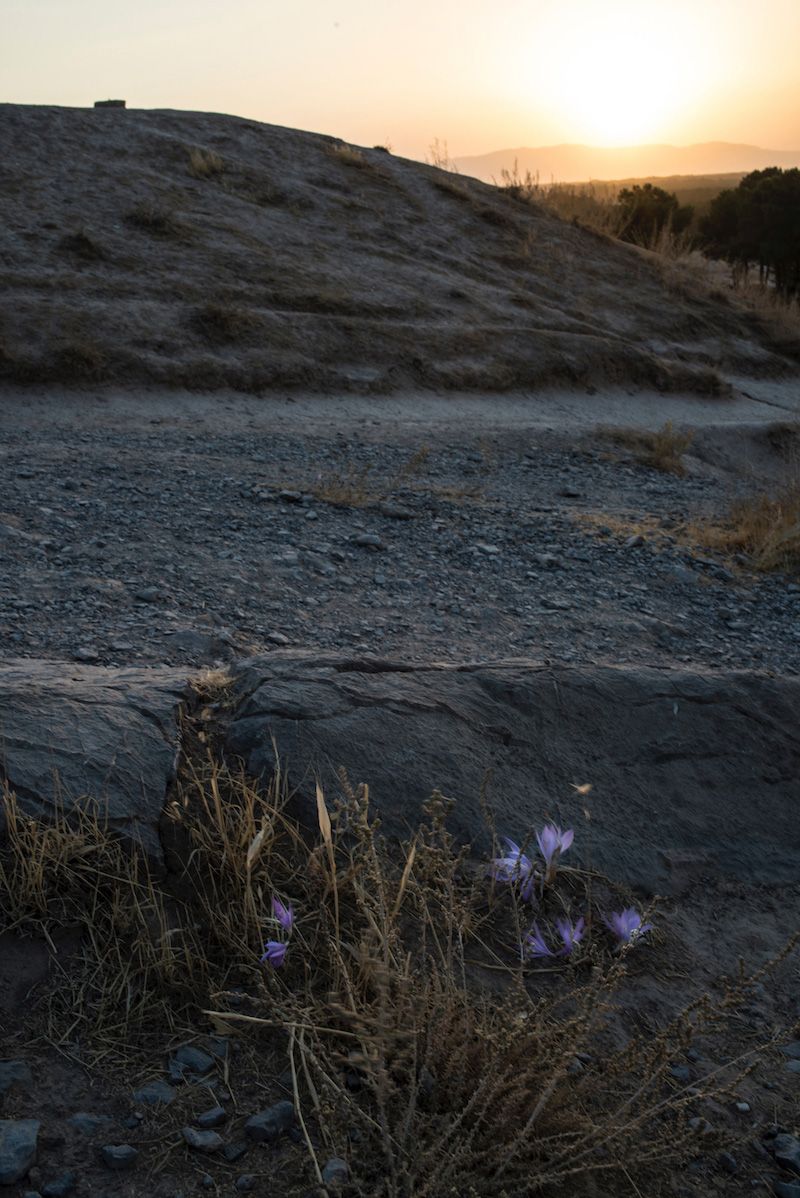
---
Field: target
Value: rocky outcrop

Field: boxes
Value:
[1,653,797,894]
[226,652,800,894]
[0,660,190,857]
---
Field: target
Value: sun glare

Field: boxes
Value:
[527,7,705,145]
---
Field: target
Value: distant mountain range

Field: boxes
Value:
[452,141,800,185]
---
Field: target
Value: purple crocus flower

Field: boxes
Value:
[521,922,555,959]
[272,897,294,933]
[556,916,585,955]
[260,940,288,968]
[536,824,574,883]
[603,908,653,949]
[488,837,536,901]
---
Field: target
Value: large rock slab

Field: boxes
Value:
[0,660,190,858]
[226,653,800,894]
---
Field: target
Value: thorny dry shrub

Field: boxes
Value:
[598,421,696,475]
[1,710,796,1195]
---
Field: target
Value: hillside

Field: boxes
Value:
[0,105,797,397]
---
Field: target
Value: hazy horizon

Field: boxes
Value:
[4,0,800,162]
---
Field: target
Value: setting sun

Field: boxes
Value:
[527,8,708,146]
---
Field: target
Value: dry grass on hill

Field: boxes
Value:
[1,104,799,397]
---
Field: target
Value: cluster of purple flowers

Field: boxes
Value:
[488,824,575,899]
[490,828,652,961]
[261,897,294,968]
[521,907,652,961]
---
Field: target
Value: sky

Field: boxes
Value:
[4,0,800,160]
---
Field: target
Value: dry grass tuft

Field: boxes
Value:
[56,230,106,262]
[703,479,800,574]
[312,446,430,506]
[125,203,191,240]
[186,147,224,179]
[599,421,696,475]
[191,302,260,345]
[327,143,371,169]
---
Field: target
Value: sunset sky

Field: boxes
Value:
[4,0,800,159]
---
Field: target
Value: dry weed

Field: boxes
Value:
[327,143,370,169]
[312,446,429,507]
[186,147,224,179]
[599,421,696,475]
[703,479,800,574]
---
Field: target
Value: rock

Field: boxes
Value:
[100,1144,138,1170]
[0,1061,33,1092]
[322,1158,349,1187]
[718,1151,737,1173]
[0,661,189,860]
[226,653,800,894]
[243,1100,295,1143]
[786,1061,800,1076]
[132,1080,175,1107]
[41,1169,75,1196]
[182,1128,224,1153]
[773,1134,800,1177]
[0,1119,40,1185]
[67,1113,112,1135]
[197,1106,227,1129]
[223,1142,249,1163]
[173,1045,216,1077]
[670,1065,691,1082]
[134,587,162,603]
[354,533,383,549]
[773,1183,800,1198]
[780,1042,800,1060]
[234,1177,258,1192]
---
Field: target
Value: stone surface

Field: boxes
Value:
[0,661,190,858]
[0,1061,33,1092]
[227,652,800,894]
[182,1128,224,1153]
[243,1101,295,1143]
[0,1119,40,1185]
[100,1144,138,1170]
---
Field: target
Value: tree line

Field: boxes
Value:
[615,169,800,301]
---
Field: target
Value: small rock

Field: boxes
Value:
[624,534,645,549]
[322,1158,349,1187]
[67,1113,111,1135]
[780,1042,800,1060]
[223,1142,249,1163]
[718,1151,737,1174]
[172,1045,216,1077]
[735,1102,751,1113]
[235,1177,258,1193]
[354,533,383,549]
[0,1120,40,1185]
[132,1080,175,1108]
[182,1128,224,1153]
[773,1133,800,1176]
[773,1183,800,1198]
[267,631,290,645]
[73,647,99,662]
[244,1100,295,1143]
[41,1169,75,1197]
[670,1065,691,1082]
[197,1106,227,1130]
[100,1144,138,1171]
[786,1061,800,1077]
[134,587,162,603]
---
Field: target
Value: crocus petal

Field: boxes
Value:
[260,940,288,968]
[556,916,585,954]
[522,922,555,959]
[272,897,294,933]
[603,908,652,948]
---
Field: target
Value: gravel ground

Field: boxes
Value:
[1,396,799,678]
